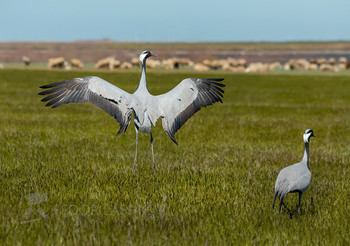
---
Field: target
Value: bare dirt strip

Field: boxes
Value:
[1,41,350,64]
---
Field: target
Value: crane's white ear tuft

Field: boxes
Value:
[303,129,314,143]
[303,133,310,143]
[139,53,146,63]
[139,50,151,63]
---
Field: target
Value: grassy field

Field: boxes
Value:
[1,69,350,244]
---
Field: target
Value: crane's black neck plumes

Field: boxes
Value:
[137,58,149,91]
[302,142,310,169]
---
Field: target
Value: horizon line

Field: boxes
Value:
[1,39,350,44]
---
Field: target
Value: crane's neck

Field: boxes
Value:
[302,142,310,169]
[136,60,149,92]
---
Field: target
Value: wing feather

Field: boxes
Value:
[39,76,133,136]
[157,78,225,144]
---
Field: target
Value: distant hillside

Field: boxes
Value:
[1,41,350,64]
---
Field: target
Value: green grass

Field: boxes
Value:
[1,69,350,245]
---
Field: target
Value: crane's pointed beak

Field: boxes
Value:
[311,133,315,137]
[151,53,157,57]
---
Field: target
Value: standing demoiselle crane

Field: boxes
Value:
[39,50,225,174]
[273,129,315,214]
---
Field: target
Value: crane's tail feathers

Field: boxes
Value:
[165,131,178,145]
[272,192,278,209]
[116,110,132,137]
[169,134,179,145]
[279,198,283,213]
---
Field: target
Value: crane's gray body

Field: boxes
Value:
[273,129,314,213]
[39,51,225,173]
[274,156,311,197]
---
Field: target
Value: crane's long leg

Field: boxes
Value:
[279,196,291,213]
[282,201,293,219]
[279,196,293,218]
[150,133,157,173]
[281,201,290,211]
[133,126,139,176]
[298,192,303,213]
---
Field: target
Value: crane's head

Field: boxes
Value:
[303,129,315,143]
[139,50,154,63]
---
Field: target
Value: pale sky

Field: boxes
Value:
[1,0,349,42]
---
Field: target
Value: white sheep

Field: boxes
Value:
[95,57,120,70]
[22,56,30,66]
[320,64,339,72]
[48,57,66,69]
[120,61,133,69]
[71,58,84,68]
[194,63,210,72]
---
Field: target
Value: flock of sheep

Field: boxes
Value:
[193,56,350,72]
[47,55,350,73]
[1,55,349,73]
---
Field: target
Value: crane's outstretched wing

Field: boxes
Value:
[156,78,225,144]
[39,76,133,136]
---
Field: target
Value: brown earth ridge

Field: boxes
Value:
[1,41,350,64]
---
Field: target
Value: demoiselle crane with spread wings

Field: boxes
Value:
[39,50,225,174]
